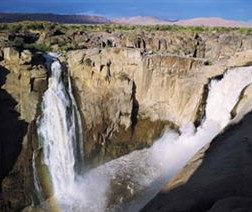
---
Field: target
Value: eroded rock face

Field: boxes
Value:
[3,47,19,62]
[67,47,252,165]
[45,29,252,62]
[0,47,47,211]
[68,48,177,164]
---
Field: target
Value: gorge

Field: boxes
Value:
[1,23,252,212]
[36,62,252,212]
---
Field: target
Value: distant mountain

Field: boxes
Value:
[114,16,177,25]
[0,13,111,24]
[1,13,251,28]
[176,17,252,28]
[114,16,252,28]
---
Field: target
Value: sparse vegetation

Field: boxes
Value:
[1,21,252,53]
[1,21,252,35]
[1,21,252,34]
[64,23,252,34]
[23,43,52,52]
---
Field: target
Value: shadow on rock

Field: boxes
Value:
[0,65,28,190]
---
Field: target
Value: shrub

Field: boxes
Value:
[24,43,52,52]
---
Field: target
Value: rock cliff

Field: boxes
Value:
[67,47,252,165]
[0,47,47,211]
[67,48,204,164]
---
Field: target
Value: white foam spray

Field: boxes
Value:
[32,151,43,203]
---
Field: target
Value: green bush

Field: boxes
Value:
[24,43,52,52]
[12,37,24,48]
[0,24,9,31]
[24,23,45,31]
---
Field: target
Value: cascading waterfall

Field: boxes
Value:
[35,60,252,212]
[36,54,84,209]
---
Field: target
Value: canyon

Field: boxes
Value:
[1,23,252,211]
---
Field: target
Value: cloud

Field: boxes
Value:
[76,11,118,18]
[77,11,105,16]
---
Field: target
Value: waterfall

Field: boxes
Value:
[32,151,43,203]
[36,55,84,209]
[35,62,252,212]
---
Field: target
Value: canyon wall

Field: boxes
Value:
[67,48,205,164]
[0,47,47,210]
[67,44,252,165]
[1,24,252,211]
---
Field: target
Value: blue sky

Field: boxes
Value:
[1,0,252,21]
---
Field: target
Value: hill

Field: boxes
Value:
[0,13,111,24]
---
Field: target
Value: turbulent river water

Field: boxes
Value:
[36,56,252,212]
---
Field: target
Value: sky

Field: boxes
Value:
[1,0,252,21]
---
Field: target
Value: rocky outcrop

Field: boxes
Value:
[3,22,252,60]
[60,31,252,61]
[66,48,252,165]
[0,47,47,211]
[67,48,171,164]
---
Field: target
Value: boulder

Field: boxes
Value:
[3,47,19,62]
[20,50,32,64]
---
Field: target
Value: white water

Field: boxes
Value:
[37,64,252,211]
[37,56,84,209]
[32,151,43,203]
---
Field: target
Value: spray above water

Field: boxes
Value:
[151,67,252,175]
[36,60,252,212]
